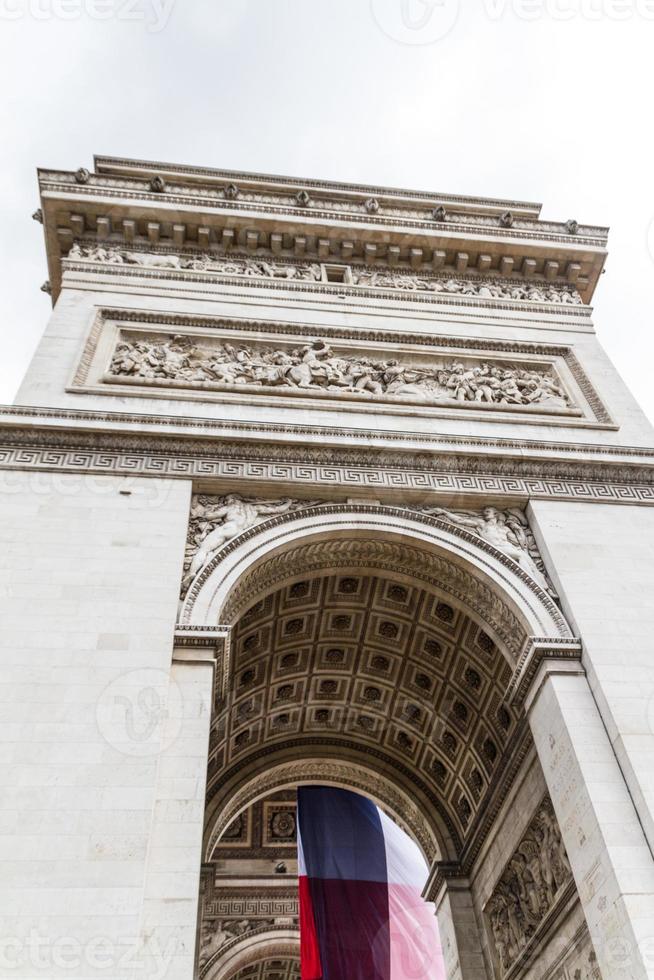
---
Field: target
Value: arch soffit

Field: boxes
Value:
[180,505,572,661]
[204,755,445,867]
[202,930,299,980]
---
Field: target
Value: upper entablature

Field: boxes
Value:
[93,155,545,220]
[36,156,608,304]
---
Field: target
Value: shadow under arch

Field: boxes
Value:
[204,752,445,867]
[200,928,299,980]
[185,504,578,876]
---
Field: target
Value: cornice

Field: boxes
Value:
[42,168,606,245]
[0,403,651,462]
[1,408,654,504]
[94,154,544,217]
[506,637,584,707]
[37,159,608,303]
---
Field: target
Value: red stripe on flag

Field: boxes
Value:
[299,875,322,980]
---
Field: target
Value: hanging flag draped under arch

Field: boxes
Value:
[297,786,446,980]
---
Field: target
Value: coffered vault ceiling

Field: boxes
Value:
[229,962,299,980]
[207,572,523,858]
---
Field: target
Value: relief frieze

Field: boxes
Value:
[107,333,576,416]
[66,244,584,306]
[486,796,573,977]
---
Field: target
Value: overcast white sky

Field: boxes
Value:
[1,0,653,423]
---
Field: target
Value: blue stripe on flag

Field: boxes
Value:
[297,786,388,883]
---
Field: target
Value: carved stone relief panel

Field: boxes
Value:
[181,495,557,601]
[65,243,585,306]
[104,332,580,417]
[69,310,613,428]
[181,496,326,597]
[484,796,574,978]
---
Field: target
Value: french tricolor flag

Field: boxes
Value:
[298,786,445,980]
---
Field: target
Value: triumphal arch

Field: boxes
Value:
[1,156,653,980]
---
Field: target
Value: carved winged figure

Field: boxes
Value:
[198,920,230,967]
[420,506,555,595]
[183,496,300,589]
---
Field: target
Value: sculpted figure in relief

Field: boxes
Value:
[198,920,231,968]
[486,798,572,975]
[198,918,275,968]
[109,335,571,413]
[417,506,556,596]
[182,494,320,594]
[350,269,582,305]
[67,244,583,305]
[181,496,554,604]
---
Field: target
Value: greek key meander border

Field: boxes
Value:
[1,442,654,505]
[0,400,647,459]
[71,307,612,426]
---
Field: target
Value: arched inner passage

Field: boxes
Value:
[182,508,571,653]
[205,570,524,866]
[199,921,300,980]
[229,962,299,980]
[192,515,581,980]
[199,782,433,980]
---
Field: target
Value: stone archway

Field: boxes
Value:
[200,929,299,980]
[181,505,592,980]
[206,756,441,865]
[178,505,571,647]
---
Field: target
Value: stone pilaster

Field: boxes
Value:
[526,659,654,980]
[131,645,217,980]
[425,866,489,980]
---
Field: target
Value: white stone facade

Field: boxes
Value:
[1,157,653,980]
